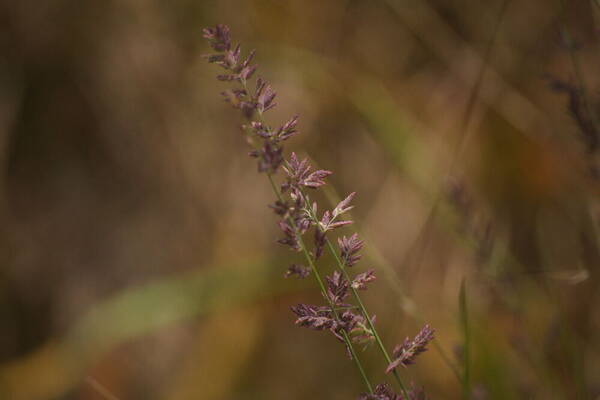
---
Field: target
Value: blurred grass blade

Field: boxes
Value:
[0,259,301,400]
[459,279,471,399]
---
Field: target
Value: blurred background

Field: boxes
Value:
[0,0,599,399]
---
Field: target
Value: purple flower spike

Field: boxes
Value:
[256,80,277,113]
[202,24,231,51]
[277,115,300,141]
[328,220,354,230]
[358,384,428,400]
[386,325,435,373]
[285,264,311,279]
[318,208,352,231]
[333,192,356,217]
[238,64,258,82]
[291,304,335,331]
[338,233,364,267]
[325,271,350,306]
[314,228,327,260]
[358,384,401,400]
[235,49,256,72]
[269,200,289,216]
[282,152,310,191]
[221,88,247,108]
[303,169,333,188]
[277,220,300,251]
[352,269,376,290]
[216,73,237,81]
[204,25,434,397]
[257,141,283,173]
[282,152,332,191]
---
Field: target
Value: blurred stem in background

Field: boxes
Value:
[459,280,470,399]
[559,0,600,138]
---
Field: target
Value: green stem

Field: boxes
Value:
[298,187,409,398]
[267,163,373,394]
[325,238,410,397]
[320,178,463,383]
[239,76,373,394]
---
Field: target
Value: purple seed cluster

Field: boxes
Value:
[359,383,428,400]
[203,24,434,399]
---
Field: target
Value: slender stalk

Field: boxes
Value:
[237,75,373,392]
[325,238,410,397]
[297,187,409,397]
[319,182,463,382]
[265,173,373,393]
[201,27,422,394]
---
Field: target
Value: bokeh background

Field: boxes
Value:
[1,0,599,399]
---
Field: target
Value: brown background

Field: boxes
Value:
[0,0,599,399]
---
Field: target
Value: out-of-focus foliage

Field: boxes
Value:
[0,0,599,399]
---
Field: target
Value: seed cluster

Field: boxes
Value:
[203,24,434,399]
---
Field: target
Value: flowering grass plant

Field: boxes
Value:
[202,24,434,399]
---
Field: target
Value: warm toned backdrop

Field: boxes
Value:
[0,1,599,399]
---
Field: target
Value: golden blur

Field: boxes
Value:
[0,0,599,399]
